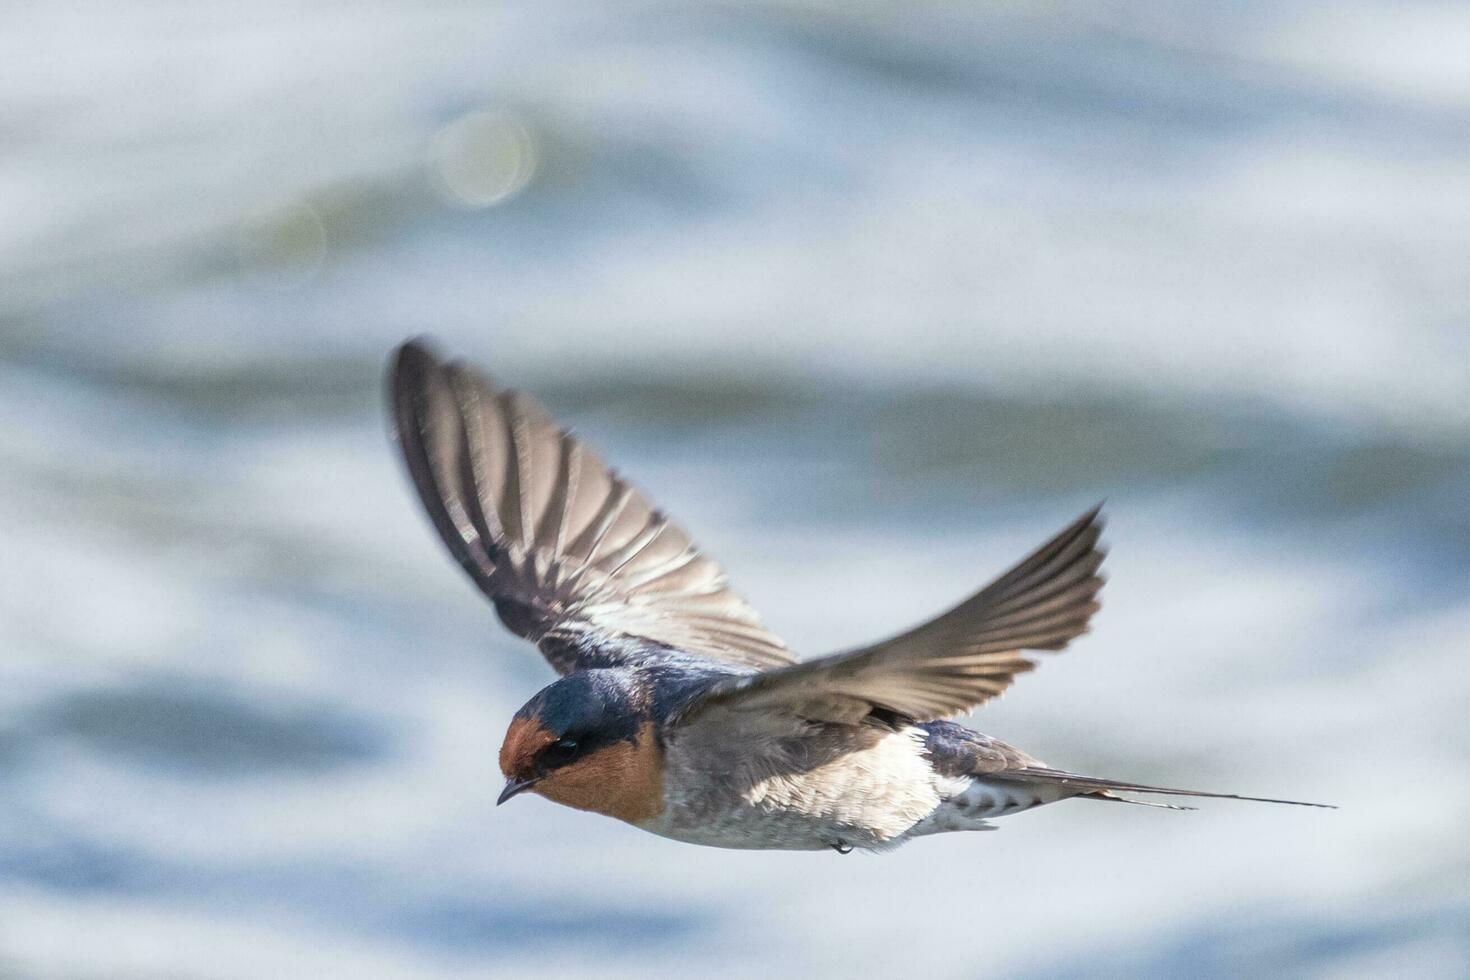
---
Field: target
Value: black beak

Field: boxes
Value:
[497,777,537,806]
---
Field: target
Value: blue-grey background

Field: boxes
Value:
[2,3,1468,977]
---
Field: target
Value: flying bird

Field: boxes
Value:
[387,339,1330,853]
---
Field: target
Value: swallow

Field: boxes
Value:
[387,339,1330,853]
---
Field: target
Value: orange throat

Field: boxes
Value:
[501,720,665,825]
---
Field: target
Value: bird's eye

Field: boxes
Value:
[540,736,581,769]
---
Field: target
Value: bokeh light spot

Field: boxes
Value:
[428,109,539,210]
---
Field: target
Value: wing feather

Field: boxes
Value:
[389,339,794,674]
[682,507,1106,725]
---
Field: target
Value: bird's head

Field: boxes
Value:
[497,669,664,824]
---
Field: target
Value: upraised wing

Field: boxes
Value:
[389,339,795,674]
[681,507,1105,726]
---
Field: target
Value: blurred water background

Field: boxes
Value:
[3,2,1470,977]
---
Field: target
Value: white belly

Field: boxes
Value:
[643,726,946,851]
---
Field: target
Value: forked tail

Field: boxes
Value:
[1002,768,1336,809]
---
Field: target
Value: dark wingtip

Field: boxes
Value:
[387,337,445,447]
[1083,502,1107,572]
[390,335,442,386]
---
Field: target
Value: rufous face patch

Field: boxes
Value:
[521,723,665,825]
[499,716,557,781]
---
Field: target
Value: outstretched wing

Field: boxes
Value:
[388,339,795,675]
[681,507,1105,726]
